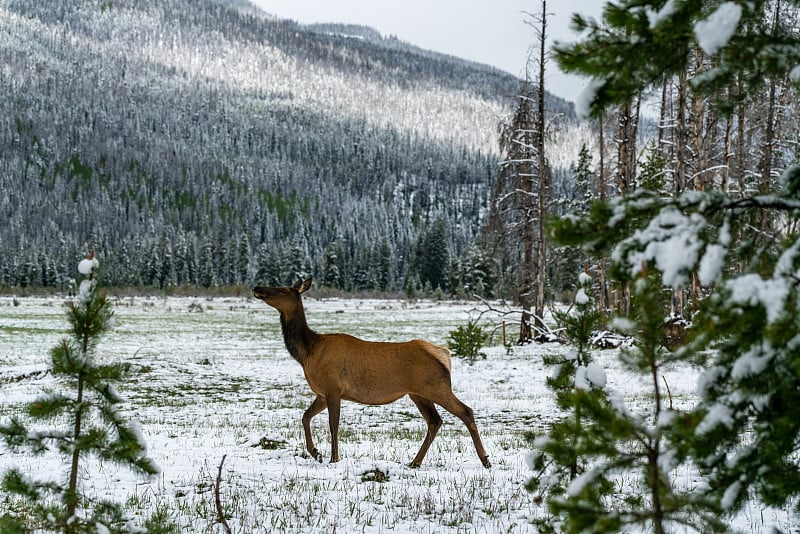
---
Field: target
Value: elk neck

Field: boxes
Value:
[279,304,319,365]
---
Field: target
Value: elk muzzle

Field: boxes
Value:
[253,286,276,300]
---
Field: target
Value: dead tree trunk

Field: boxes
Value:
[533,0,549,335]
[596,113,610,314]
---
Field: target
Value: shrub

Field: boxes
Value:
[447,320,489,364]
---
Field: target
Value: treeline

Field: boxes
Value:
[0,209,498,297]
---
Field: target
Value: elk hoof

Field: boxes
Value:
[408,461,421,469]
[481,456,491,469]
[310,449,323,462]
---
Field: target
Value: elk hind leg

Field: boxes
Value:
[409,394,443,468]
[302,395,326,462]
[326,395,342,463]
[438,393,491,468]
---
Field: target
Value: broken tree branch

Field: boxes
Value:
[214,454,231,534]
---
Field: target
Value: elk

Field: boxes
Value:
[253,278,491,468]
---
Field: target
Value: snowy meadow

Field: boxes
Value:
[0,295,796,532]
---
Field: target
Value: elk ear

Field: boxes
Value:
[295,278,312,294]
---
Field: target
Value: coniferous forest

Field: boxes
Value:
[0,0,580,294]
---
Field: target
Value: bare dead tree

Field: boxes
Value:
[532,0,551,337]
[486,1,553,343]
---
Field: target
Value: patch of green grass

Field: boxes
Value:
[0,326,66,335]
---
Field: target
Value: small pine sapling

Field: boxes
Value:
[527,272,611,532]
[0,253,159,533]
[446,320,489,364]
[529,272,724,533]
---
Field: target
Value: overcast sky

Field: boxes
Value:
[249,1,604,104]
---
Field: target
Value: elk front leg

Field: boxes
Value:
[326,395,341,463]
[302,395,327,462]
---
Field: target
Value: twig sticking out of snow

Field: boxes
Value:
[214,455,232,534]
[662,375,673,410]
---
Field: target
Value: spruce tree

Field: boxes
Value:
[417,218,449,291]
[0,253,159,533]
[637,141,668,194]
[255,242,282,287]
[551,145,594,293]
[461,245,496,298]
[322,245,343,289]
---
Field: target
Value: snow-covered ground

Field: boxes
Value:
[0,295,796,532]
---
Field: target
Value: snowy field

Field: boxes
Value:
[0,295,796,532]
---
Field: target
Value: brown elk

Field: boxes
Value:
[253,278,491,468]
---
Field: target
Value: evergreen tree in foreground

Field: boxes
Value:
[547,0,800,522]
[682,210,800,513]
[0,253,159,533]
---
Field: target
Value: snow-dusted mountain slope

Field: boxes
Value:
[0,0,583,290]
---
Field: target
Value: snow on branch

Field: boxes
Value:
[694,2,742,55]
[604,189,800,290]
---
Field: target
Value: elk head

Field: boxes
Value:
[253,278,313,314]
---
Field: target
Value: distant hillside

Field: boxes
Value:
[0,0,584,293]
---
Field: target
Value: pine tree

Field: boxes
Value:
[417,218,449,291]
[528,272,606,516]
[529,272,725,533]
[184,238,198,286]
[157,234,173,290]
[571,143,594,210]
[637,141,668,194]
[322,245,343,289]
[284,244,309,284]
[366,245,382,291]
[551,145,594,294]
[487,1,553,341]
[682,217,800,513]
[174,234,189,286]
[461,245,496,298]
[235,234,250,285]
[0,253,159,533]
[489,79,537,334]
[255,242,281,287]
[446,256,463,297]
[199,238,216,288]
[375,240,394,291]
